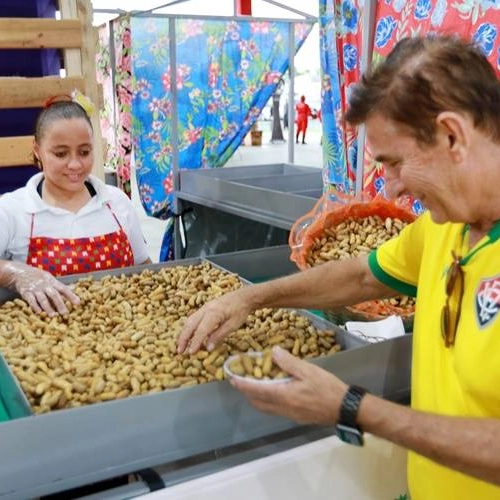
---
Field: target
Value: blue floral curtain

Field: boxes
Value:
[131,17,313,224]
[319,0,363,193]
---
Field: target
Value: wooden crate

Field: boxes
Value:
[0,0,104,179]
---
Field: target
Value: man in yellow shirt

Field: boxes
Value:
[178,35,500,498]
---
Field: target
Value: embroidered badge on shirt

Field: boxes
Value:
[475,275,500,328]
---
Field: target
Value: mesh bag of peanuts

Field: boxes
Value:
[289,190,417,327]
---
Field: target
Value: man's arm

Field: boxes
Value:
[359,394,500,485]
[233,348,500,487]
[243,254,394,311]
[178,255,396,353]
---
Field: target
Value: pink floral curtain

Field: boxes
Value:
[96,16,133,197]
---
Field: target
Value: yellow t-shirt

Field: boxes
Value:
[369,211,500,500]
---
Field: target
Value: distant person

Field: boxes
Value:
[283,101,289,130]
[295,95,314,144]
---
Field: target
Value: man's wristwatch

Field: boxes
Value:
[335,385,368,446]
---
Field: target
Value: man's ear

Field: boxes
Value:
[435,111,469,162]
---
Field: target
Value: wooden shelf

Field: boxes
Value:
[0,0,104,180]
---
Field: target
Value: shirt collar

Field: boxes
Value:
[24,173,112,214]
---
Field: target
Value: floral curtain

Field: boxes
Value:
[95,16,133,197]
[113,16,133,197]
[319,0,363,193]
[131,17,312,222]
[96,24,117,175]
[362,0,500,213]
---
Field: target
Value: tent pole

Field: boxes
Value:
[354,0,377,195]
[287,22,295,164]
[169,18,181,259]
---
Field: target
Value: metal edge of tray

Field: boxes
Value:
[0,336,411,499]
[176,190,307,230]
[226,172,323,191]
[0,353,32,419]
[0,260,408,498]
[206,245,297,281]
[179,164,316,184]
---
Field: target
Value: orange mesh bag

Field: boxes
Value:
[289,190,417,329]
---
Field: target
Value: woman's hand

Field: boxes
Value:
[0,260,80,316]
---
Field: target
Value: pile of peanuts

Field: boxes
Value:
[306,215,407,266]
[226,350,291,381]
[306,215,415,311]
[0,263,340,414]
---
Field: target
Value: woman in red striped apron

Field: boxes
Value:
[0,96,151,315]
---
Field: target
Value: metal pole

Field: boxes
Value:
[138,0,192,16]
[169,18,181,259]
[109,19,117,155]
[131,12,316,23]
[354,0,377,195]
[287,22,295,164]
[235,0,252,15]
[262,0,316,20]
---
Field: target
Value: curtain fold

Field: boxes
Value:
[95,16,133,197]
[319,0,363,193]
[131,17,312,222]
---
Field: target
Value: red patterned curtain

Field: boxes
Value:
[363,0,500,207]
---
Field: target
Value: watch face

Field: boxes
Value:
[335,423,364,446]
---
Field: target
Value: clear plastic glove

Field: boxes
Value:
[0,260,80,316]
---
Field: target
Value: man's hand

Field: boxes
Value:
[231,346,348,425]
[177,288,253,354]
[0,260,80,316]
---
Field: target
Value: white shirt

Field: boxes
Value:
[0,173,150,265]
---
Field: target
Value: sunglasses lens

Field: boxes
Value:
[441,306,450,345]
[445,262,458,295]
[441,253,464,348]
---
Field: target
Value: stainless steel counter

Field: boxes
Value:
[178,164,322,230]
[0,256,412,498]
[0,336,410,499]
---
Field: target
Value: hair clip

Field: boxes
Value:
[43,94,70,108]
[71,89,96,116]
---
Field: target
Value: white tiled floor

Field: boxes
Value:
[132,121,323,262]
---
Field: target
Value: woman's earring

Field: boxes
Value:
[33,155,42,170]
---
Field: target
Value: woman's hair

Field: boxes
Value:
[34,98,93,143]
[345,35,500,145]
[33,97,93,168]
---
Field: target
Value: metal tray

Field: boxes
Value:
[178,164,322,229]
[0,354,32,419]
[0,257,365,419]
[0,259,410,498]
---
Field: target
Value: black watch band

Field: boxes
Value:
[339,385,368,429]
[335,385,368,446]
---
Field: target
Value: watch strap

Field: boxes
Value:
[339,385,368,429]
